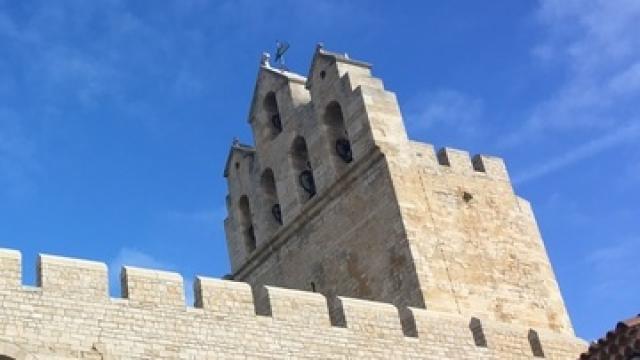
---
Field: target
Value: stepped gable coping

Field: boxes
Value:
[306,43,372,90]
[223,141,255,177]
[246,56,307,128]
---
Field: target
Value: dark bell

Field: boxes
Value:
[271,113,282,132]
[335,138,353,163]
[299,170,316,197]
[271,203,283,225]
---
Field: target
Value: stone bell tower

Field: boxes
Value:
[223,44,575,336]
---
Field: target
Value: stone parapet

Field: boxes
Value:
[0,248,585,359]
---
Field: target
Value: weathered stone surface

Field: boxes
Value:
[225,45,576,336]
[0,46,586,359]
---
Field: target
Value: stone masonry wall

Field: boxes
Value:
[222,46,578,344]
[235,147,425,312]
[384,141,575,334]
[223,46,576,338]
[225,47,424,312]
[0,249,586,359]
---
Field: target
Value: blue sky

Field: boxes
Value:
[0,0,638,341]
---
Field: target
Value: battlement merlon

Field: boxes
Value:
[122,266,185,307]
[0,248,21,289]
[38,254,109,301]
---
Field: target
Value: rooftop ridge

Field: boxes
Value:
[260,64,307,84]
[259,51,307,84]
[306,43,372,89]
[580,315,640,359]
[223,143,256,177]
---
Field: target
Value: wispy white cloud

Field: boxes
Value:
[503,0,640,146]
[0,112,40,200]
[110,247,169,272]
[167,209,223,224]
[611,155,640,190]
[404,89,484,137]
[541,192,589,225]
[0,1,212,111]
[608,61,640,95]
[500,0,640,184]
[513,123,640,184]
[585,238,639,299]
[0,3,127,107]
[108,208,227,304]
[162,207,227,242]
[41,47,123,107]
[625,158,640,182]
[216,0,371,31]
[0,0,373,132]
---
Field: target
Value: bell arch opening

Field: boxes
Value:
[324,101,353,167]
[260,168,282,226]
[290,136,316,202]
[238,195,256,254]
[263,92,282,139]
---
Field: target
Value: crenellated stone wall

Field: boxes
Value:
[0,249,585,359]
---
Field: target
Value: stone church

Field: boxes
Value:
[0,45,604,358]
